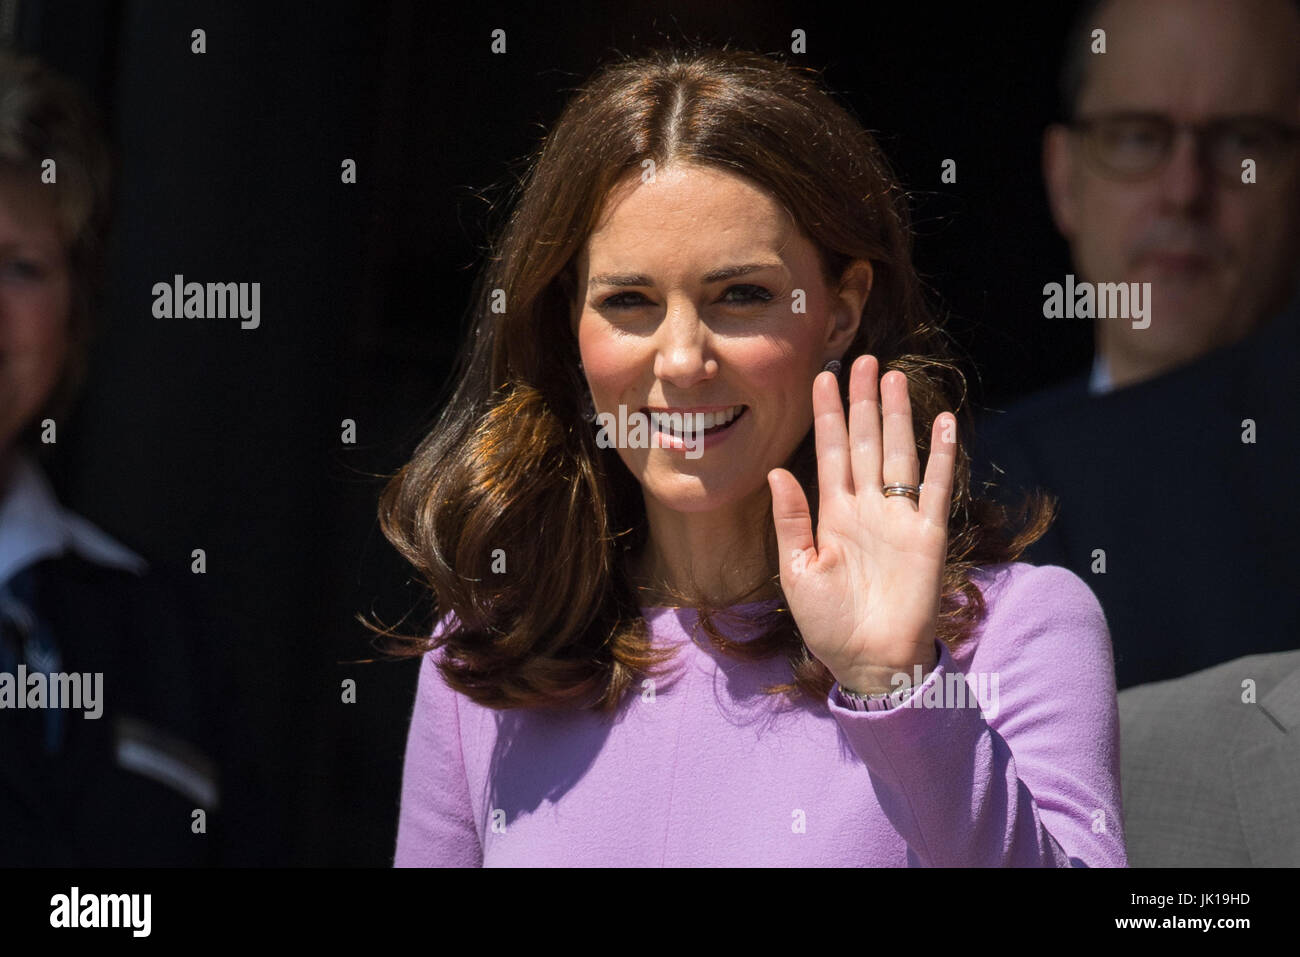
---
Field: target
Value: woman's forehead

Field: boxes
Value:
[582,174,798,269]
[0,169,65,249]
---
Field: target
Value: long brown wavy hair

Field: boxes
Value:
[368,45,1054,713]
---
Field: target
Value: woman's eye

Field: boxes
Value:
[598,285,774,310]
[0,260,43,280]
[720,284,773,304]
[599,291,648,309]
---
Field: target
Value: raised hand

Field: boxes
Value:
[767,354,957,694]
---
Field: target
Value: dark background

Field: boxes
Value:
[10,0,1089,864]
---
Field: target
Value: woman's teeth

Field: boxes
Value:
[649,405,745,436]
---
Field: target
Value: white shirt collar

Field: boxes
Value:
[1087,353,1112,395]
[0,450,148,586]
[1088,278,1300,397]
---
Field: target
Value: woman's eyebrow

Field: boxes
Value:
[587,261,784,288]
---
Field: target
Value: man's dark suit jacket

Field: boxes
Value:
[0,552,277,865]
[975,298,1300,690]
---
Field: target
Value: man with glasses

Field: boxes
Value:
[1045,0,1300,393]
[976,0,1300,865]
[977,0,1300,686]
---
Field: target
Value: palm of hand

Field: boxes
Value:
[767,355,957,693]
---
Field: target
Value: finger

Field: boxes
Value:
[920,412,957,528]
[847,354,882,499]
[768,468,816,581]
[813,369,852,504]
[880,370,920,500]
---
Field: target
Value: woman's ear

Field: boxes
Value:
[825,258,872,353]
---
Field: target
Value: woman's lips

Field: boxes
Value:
[640,404,746,430]
[643,405,748,451]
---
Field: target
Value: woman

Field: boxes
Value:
[377,47,1126,867]
[0,51,250,865]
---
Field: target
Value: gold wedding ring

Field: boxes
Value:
[881,483,921,502]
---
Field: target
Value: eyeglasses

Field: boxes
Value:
[1068,112,1300,182]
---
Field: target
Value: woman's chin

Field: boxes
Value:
[638,470,769,515]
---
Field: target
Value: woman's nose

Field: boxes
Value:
[652,299,716,385]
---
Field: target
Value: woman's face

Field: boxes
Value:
[0,167,71,460]
[571,161,870,515]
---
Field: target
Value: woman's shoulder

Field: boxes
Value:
[968,560,1102,609]
[411,610,467,706]
[958,561,1112,671]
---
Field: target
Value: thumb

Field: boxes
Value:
[768,468,816,582]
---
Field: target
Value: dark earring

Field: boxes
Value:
[824,359,842,376]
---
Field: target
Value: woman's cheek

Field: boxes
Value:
[581,334,642,403]
[741,343,814,398]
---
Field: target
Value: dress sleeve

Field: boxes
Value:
[826,563,1127,867]
[393,619,483,867]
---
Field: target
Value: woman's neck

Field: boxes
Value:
[627,544,781,608]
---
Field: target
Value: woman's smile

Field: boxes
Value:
[643,404,748,448]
